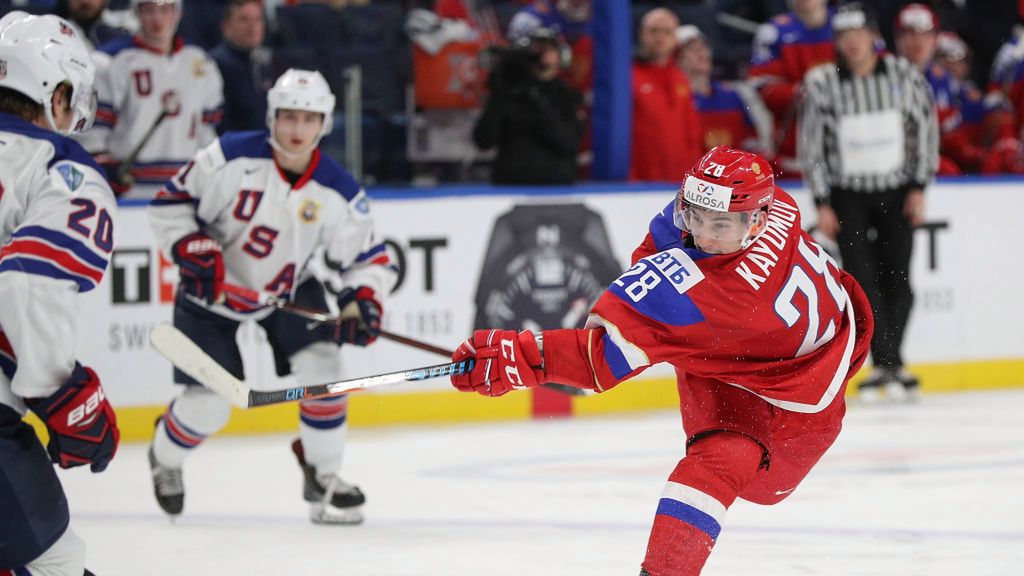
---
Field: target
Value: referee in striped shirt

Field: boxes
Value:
[798,1,938,402]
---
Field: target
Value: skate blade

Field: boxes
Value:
[310,503,364,525]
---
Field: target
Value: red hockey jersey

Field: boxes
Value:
[544,188,872,414]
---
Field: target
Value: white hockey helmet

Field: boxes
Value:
[0,11,97,134]
[131,0,181,10]
[266,68,335,155]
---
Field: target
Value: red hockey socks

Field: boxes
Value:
[641,432,764,575]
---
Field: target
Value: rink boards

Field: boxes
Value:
[41,178,1024,441]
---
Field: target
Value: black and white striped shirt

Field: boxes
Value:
[798,54,939,201]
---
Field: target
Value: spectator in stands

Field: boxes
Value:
[895,3,976,174]
[630,8,702,182]
[55,0,132,50]
[676,24,772,157]
[473,28,583,185]
[210,0,272,133]
[935,31,1024,174]
[80,0,223,198]
[750,0,834,178]
[895,3,1024,174]
[799,2,937,403]
[507,0,592,94]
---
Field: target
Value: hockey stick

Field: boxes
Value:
[219,283,454,357]
[115,93,178,184]
[149,323,474,408]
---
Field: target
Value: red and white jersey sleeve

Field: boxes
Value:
[0,115,117,411]
[148,131,396,319]
[545,189,869,414]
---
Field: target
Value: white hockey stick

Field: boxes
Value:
[149,323,474,409]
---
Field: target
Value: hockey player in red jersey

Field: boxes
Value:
[451,147,874,575]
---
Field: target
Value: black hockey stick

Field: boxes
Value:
[115,93,178,184]
[219,283,455,357]
[149,324,473,408]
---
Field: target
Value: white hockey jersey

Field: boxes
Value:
[148,131,397,321]
[79,35,224,198]
[0,113,117,414]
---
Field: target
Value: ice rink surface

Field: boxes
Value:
[61,389,1024,575]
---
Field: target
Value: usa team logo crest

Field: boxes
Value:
[299,199,320,223]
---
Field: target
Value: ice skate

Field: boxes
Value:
[292,439,365,525]
[148,445,184,517]
[857,368,892,404]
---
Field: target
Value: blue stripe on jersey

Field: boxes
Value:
[219,131,273,162]
[0,258,96,292]
[312,153,360,201]
[0,353,15,380]
[96,35,135,56]
[150,197,197,207]
[354,243,386,263]
[15,566,33,576]
[608,281,705,327]
[656,497,722,540]
[13,226,108,270]
[601,333,634,380]
[0,113,104,173]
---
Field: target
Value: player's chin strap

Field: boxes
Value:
[739,208,771,250]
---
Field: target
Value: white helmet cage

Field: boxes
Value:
[0,11,97,134]
[266,68,335,156]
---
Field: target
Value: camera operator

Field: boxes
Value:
[473,29,584,185]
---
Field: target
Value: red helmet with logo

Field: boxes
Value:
[675,147,776,250]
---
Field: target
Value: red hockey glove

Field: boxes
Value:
[172,232,224,304]
[334,286,382,346]
[451,329,544,397]
[26,363,120,472]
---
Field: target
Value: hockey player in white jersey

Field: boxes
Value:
[0,12,120,576]
[79,0,223,199]
[147,69,397,525]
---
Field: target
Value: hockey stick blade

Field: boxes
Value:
[246,358,475,407]
[149,323,250,408]
[150,323,474,409]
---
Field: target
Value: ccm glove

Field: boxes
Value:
[451,329,544,397]
[172,232,224,304]
[334,286,382,346]
[26,363,120,472]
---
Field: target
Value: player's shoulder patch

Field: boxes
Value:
[218,131,272,163]
[311,153,360,201]
[608,248,706,327]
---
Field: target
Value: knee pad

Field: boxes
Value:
[675,431,765,506]
[289,341,342,387]
[170,386,233,436]
[23,525,86,576]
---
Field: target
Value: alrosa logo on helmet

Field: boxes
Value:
[683,177,730,211]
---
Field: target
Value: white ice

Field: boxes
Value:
[60,389,1024,575]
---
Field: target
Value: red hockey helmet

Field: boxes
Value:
[675,146,775,250]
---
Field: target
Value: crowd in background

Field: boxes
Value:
[6,0,1024,188]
